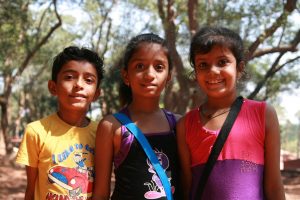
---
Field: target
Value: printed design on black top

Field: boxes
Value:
[144,149,175,199]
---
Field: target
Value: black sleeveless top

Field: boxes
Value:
[111,109,182,200]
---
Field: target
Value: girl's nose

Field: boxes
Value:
[144,66,155,79]
[209,64,220,74]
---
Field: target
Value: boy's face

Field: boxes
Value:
[48,60,100,114]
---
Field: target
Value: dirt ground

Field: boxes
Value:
[1,155,300,200]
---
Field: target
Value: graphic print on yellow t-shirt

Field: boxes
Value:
[46,143,94,200]
[16,113,97,200]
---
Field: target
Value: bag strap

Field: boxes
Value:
[113,112,173,200]
[195,96,244,200]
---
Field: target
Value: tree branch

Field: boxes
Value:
[274,55,300,74]
[252,46,297,58]
[246,0,297,61]
[101,18,112,59]
[35,2,52,43]
[247,54,300,99]
[95,1,114,54]
[188,0,198,36]
[252,29,300,58]
[157,0,166,22]
[12,0,62,83]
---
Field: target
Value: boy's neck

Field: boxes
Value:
[57,111,89,127]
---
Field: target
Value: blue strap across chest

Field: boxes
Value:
[113,112,173,200]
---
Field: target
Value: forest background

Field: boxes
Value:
[0,0,299,158]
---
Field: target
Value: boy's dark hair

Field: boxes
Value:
[119,33,173,107]
[189,26,245,68]
[52,46,104,88]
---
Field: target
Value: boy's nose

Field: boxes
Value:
[74,78,84,89]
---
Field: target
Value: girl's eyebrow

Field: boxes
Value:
[130,58,168,63]
[196,54,230,60]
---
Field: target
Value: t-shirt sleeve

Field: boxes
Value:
[15,124,40,168]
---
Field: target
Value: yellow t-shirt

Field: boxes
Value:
[16,113,98,200]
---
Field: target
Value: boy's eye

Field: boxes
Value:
[85,76,96,84]
[64,74,74,80]
[86,78,94,84]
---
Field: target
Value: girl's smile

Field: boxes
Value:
[194,45,239,98]
[123,42,170,98]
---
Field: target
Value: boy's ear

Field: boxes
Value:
[121,69,130,86]
[48,80,57,96]
[92,89,101,101]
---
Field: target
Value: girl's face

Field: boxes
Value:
[122,42,171,99]
[194,45,242,99]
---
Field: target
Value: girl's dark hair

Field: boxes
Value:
[52,46,104,88]
[119,33,173,107]
[189,26,245,68]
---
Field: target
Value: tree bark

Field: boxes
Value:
[157,0,191,114]
[0,0,62,155]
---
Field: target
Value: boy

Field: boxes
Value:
[16,46,104,200]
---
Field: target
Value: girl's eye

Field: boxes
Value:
[136,63,144,70]
[196,62,208,70]
[218,59,228,67]
[155,64,165,71]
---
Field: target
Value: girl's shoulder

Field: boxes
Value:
[243,98,266,107]
[162,109,182,122]
[98,113,123,131]
[242,98,267,116]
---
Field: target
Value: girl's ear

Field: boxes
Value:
[237,61,245,79]
[166,73,172,84]
[93,89,101,101]
[121,69,130,86]
[48,80,57,96]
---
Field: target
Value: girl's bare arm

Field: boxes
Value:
[92,116,116,200]
[264,104,285,200]
[176,116,192,200]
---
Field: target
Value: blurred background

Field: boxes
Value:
[0,0,299,199]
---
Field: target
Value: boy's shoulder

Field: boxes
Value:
[27,113,59,128]
[88,118,99,131]
[29,113,99,131]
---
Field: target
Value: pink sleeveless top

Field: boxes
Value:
[185,98,266,199]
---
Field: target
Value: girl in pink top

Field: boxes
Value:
[176,26,285,200]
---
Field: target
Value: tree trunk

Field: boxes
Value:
[158,0,191,114]
[0,96,12,155]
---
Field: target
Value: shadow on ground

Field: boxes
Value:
[0,154,299,200]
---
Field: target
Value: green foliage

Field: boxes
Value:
[0,1,27,72]
[281,121,300,154]
[0,0,299,151]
